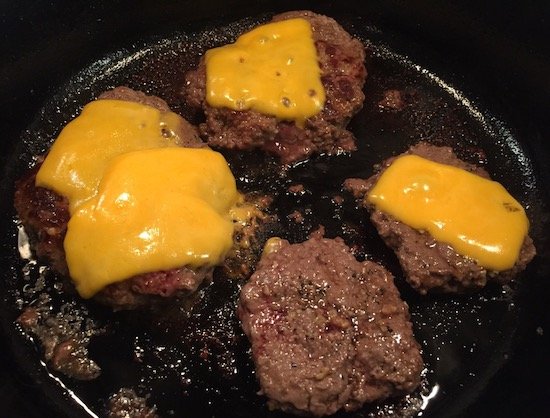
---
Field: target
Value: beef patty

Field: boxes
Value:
[344,142,537,295]
[14,87,212,310]
[184,10,367,164]
[238,234,423,416]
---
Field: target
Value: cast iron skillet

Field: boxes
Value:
[1,1,549,417]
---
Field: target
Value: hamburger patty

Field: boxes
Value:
[238,234,423,416]
[184,10,367,164]
[14,87,210,310]
[344,142,537,294]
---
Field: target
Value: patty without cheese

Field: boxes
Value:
[238,233,423,416]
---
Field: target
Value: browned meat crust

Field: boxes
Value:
[344,142,537,294]
[238,235,423,416]
[14,87,211,310]
[184,10,367,164]
[15,165,70,276]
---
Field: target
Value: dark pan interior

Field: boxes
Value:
[1,1,549,417]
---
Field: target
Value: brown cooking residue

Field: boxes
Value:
[17,293,104,380]
[107,388,158,418]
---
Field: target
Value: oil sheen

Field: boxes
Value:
[367,155,529,271]
[205,18,325,125]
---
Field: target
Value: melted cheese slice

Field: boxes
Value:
[367,155,529,271]
[36,100,185,212]
[35,99,240,298]
[65,148,238,298]
[205,18,325,124]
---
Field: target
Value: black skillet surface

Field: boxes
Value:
[1,1,549,417]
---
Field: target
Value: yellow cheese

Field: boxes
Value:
[205,18,325,125]
[35,99,242,298]
[367,155,529,271]
[64,148,238,298]
[262,237,284,256]
[229,194,263,226]
[36,100,185,212]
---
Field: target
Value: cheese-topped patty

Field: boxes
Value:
[205,18,325,125]
[65,148,237,298]
[34,98,239,298]
[36,99,187,212]
[367,154,529,271]
[184,10,367,164]
[344,142,536,295]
